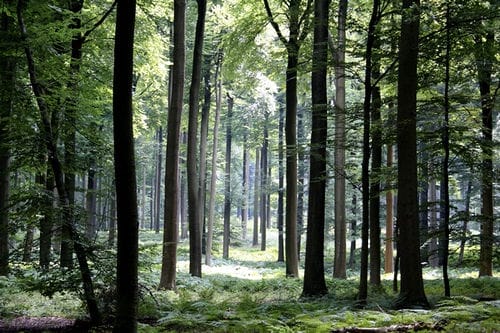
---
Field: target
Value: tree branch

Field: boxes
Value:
[262,0,288,46]
[82,0,117,42]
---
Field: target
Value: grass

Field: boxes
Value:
[1,229,499,332]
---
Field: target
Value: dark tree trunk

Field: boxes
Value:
[296,106,305,259]
[0,3,14,276]
[260,120,268,251]
[22,226,34,262]
[384,145,394,274]
[277,100,285,262]
[160,0,185,290]
[155,127,163,234]
[428,179,439,267]
[395,0,429,309]
[241,128,249,241]
[474,30,494,278]
[180,132,188,239]
[199,55,212,253]
[223,94,233,259]
[333,0,347,280]
[302,0,329,297]
[253,148,260,247]
[359,0,380,303]
[85,164,97,240]
[369,50,382,287]
[440,4,451,297]
[348,192,357,269]
[112,0,139,330]
[187,0,207,278]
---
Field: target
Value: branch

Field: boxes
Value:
[262,0,288,46]
[298,0,313,43]
[82,0,117,42]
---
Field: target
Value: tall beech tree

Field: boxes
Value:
[263,0,313,277]
[112,0,139,329]
[187,0,207,278]
[160,0,186,290]
[302,0,329,297]
[394,0,429,309]
[333,0,348,280]
[223,94,234,259]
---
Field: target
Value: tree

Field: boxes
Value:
[277,100,285,262]
[112,0,139,330]
[187,0,207,278]
[359,0,381,303]
[302,0,329,297]
[263,0,313,278]
[394,0,429,309]
[475,21,495,278]
[223,94,233,259]
[160,0,186,290]
[0,0,15,276]
[333,0,348,280]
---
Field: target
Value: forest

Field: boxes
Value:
[0,0,498,332]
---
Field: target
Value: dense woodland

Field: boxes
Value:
[0,0,498,332]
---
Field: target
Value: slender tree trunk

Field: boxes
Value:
[205,51,222,266]
[475,30,494,278]
[260,120,268,251]
[296,106,305,259]
[395,0,428,309]
[160,0,185,290]
[384,145,394,273]
[440,4,451,297]
[359,0,380,303]
[333,0,347,280]
[22,226,34,262]
[0,4,14,275]
[199,55,212,253]
[277,101,285,262]
[85,164,97,240]
[155,127,163,234]
[223,94,233,259]
[187,0,207,278]
[39,170,54,270]
[302,0,329,297]
[242,128,249,241]
[428,179,439,267]
[348,192,357,269]
[180,132,188,239]
[253,148,260,247]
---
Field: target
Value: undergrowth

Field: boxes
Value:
[0,230,498,332]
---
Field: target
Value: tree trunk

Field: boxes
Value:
[0,3,14,275]
[296,106,305,259]
[474,30,494,278]
[395,0,428,309]
[333,0,347,280]
[241,128,249,241]
[359,0,380,303]
[369,47,382,287]
[199,55,212,253]
[428,179,439,267]
[155,127,163,234]
[348,192,357,269]
[39,170,55,270]
[180,131,188,239]
[458,179,472,266]
[260,120,268,251]
[22,226,34,262]
[384,145,394,273]
[277,100,285,262]
[85,164,97,240]
[440,4,451,297]
[187,0,207,278]
[159,0,185,290]
[253,148,260,247]
[302,0,329,297]
[112,0,139,329]
[223,94,233,259]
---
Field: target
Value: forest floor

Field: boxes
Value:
[0,230,499,332]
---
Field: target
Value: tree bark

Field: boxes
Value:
[223,94,233,259]
[155,127,163,234]
[253,148,260,247]
[0,2,14,276]
[395,0,429,309]
[112,0,139,329]
[187,0,207,278]
[160,0,185,290]
[277,100,285,262]
[260,120,268,251]
[384,145,394,274]
[333,0,347,280]
[302,0,329,297]
[474,30,494,278]
[241,128,249,241]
